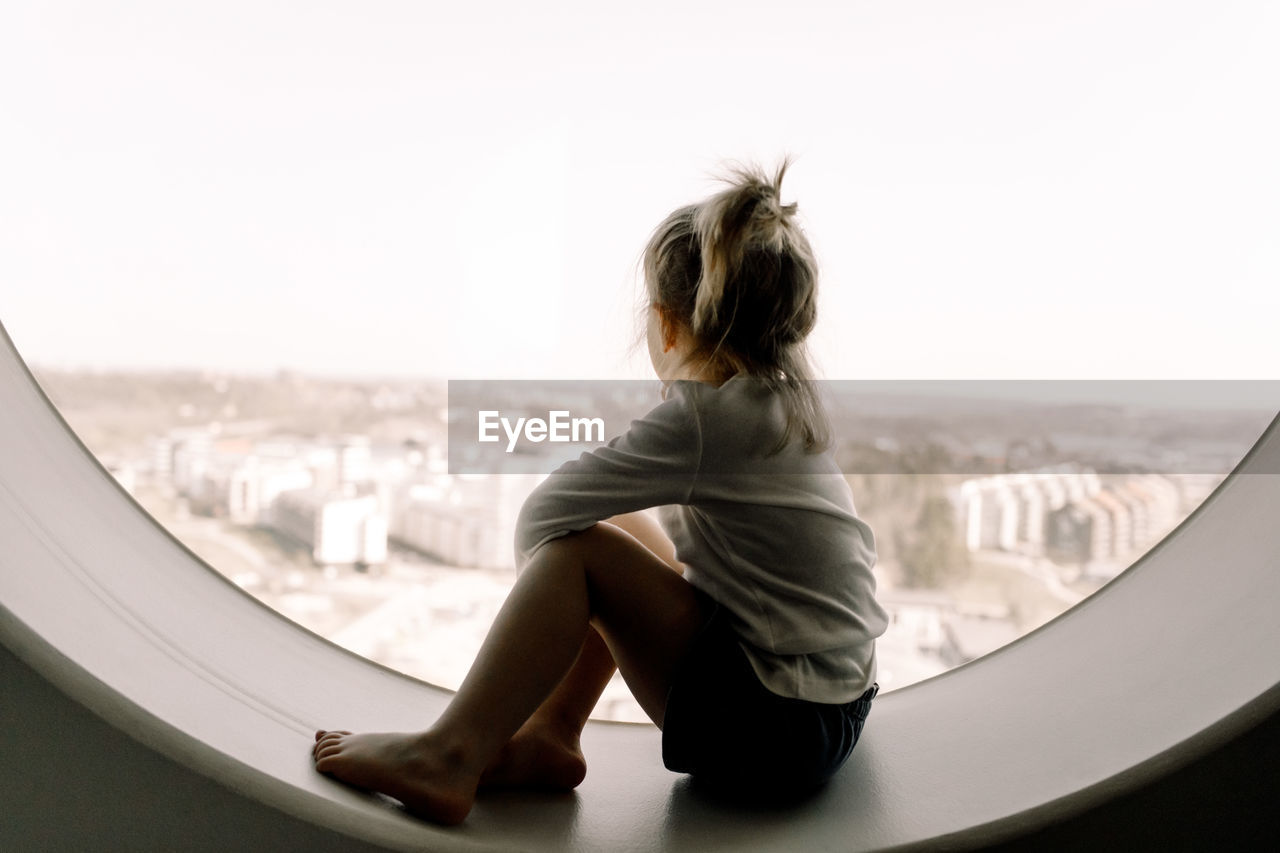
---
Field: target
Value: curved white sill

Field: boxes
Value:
[2,319,1278,851]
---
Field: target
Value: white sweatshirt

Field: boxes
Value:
[514,375,888,704]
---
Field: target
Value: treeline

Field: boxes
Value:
[839,440,996,590]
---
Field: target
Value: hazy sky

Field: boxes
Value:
[2,0,1278,381]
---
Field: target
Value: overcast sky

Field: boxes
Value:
[2,0,1278,382]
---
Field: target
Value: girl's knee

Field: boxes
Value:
[535,524,638,572]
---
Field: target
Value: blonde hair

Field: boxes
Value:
[642,159,830,453]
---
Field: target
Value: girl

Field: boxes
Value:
[313,162,888,825]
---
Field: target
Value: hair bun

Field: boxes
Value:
[691,160,798,334]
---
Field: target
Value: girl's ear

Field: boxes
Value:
[658,307,680,354]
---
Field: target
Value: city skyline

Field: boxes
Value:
[4,1,1279,381]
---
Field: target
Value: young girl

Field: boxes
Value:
[313,162,888,825]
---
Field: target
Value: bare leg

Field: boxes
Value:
[313,521,709,825]
[480,511,685,790]
[477,629,609,790]
[608,509,685,576]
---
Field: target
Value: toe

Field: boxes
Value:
[314,733,347,759]
[316,729,351,741]
[316,743,344,761]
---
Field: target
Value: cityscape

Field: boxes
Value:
[36,367,1272,721]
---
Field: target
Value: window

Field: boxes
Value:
[6,1,1277,720]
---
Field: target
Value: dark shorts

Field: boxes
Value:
[661,600,878,796]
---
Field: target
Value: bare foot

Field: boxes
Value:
[480,724,587,791]
[313,729,479,826]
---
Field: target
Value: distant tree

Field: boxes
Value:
[895,494,969,589]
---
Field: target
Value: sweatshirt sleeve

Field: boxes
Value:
[513,383,702,570]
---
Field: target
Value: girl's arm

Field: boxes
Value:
[514,384,702,570]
